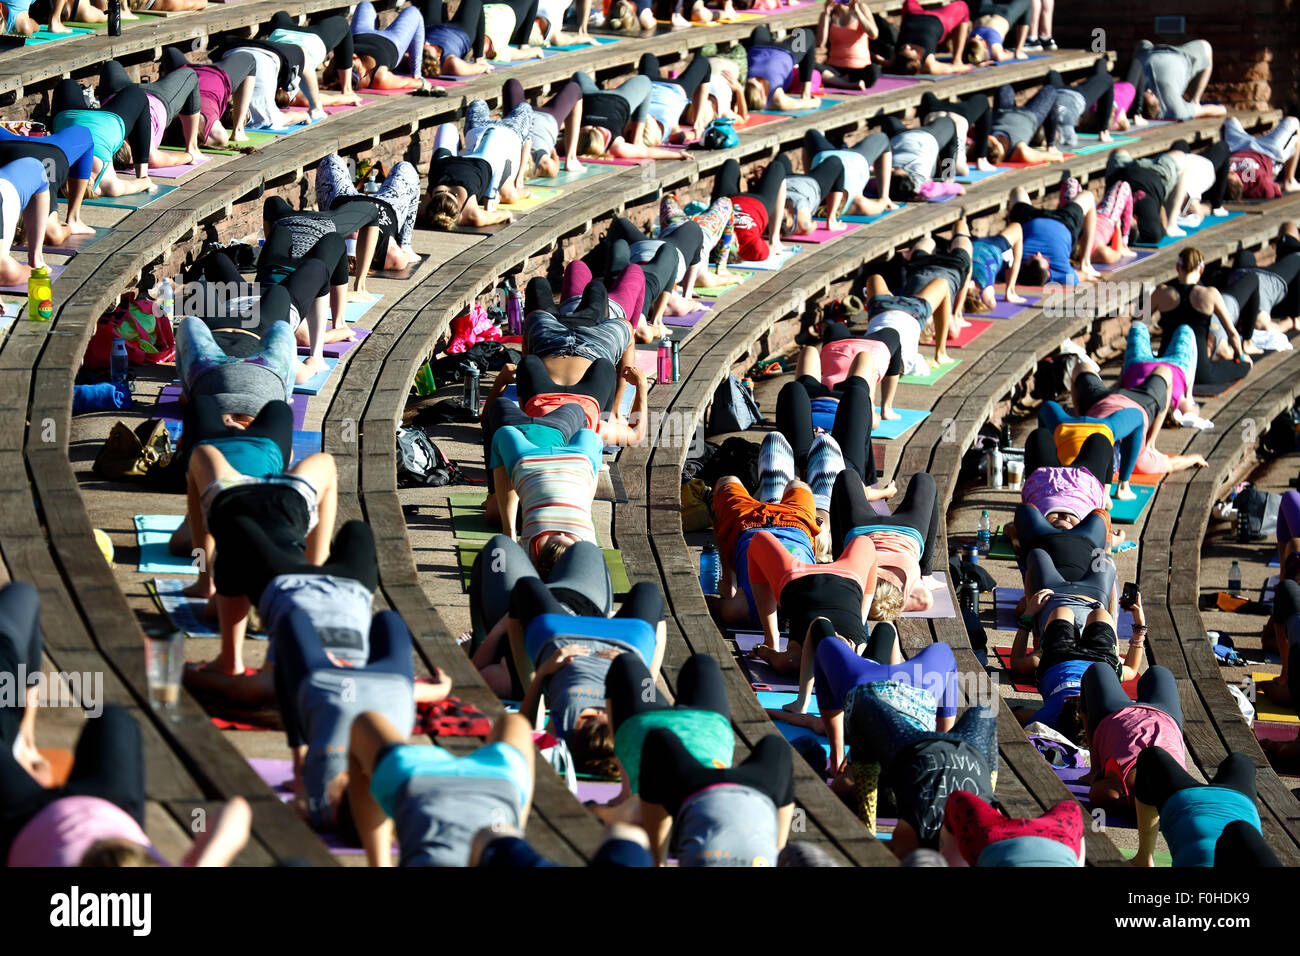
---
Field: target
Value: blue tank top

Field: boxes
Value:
[1161,787,1261,867]
[748,45,795,97]
[810,396,839,432]
[971,236,1010,290]
[1029,658,1091,727]
[427,25,470,61]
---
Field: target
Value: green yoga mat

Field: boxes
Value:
[900,358,961,386]
[456,543,630,593]
[527,164,613,188]
[1067,134,1140,156]
[695,270,754,298]
[450,497,608,547]
[1107,482,1155,524]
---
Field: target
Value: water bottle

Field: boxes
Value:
[461,363,480,413]
[110,335,129,388]
[657,342,673,382]
[1000,423,1012,447]
[699,544,721,598]
[1228,560,1241,597]
[987,445,1003,489]
[158,277,175,322]
[27,265,53,322]
[977,510,991,555]
[107,0,121,35]
[671,339,680,381]
[965,543,980,566]
[506,286,523,335]
[959,576,979,616]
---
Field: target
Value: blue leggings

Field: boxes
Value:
[353,2,426,75]
[815,634,958,718]
[478,834,654,866]
[1125,321,1196,389]
[0,126,94,185]
[1038,400,1146,483]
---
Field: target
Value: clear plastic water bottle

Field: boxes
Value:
[1228,560,1241,597]
[110,335,129,388]
[158,277,175,321]
[977,510,991,555]
[699,544,721,598]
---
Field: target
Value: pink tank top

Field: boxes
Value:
[145,92,168,154]
[193,65,232,141]
[1091,704,1185,794]
[828,22,872,70]
[1121,361,1187,411]
[821,338,888,389]
[7,796,158,867]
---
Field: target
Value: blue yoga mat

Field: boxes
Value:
[549,35,620,51]
[840,205,906,225]
[1134,210,1246,248]
[872,406,930,440]
[135,514,196,575]
[758,97,841,117]
[1107,482,1155,524]
[345,293,381,323]
[292,430,322,461]
[293,356,340,395]
[954,167,1006,184]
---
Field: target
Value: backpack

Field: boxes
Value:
[698,436,761,494]
[1234,484,1281,541]
[701,116,739,151]
[395,425,463,487]
[84,298,176,370]
[707,374,765,435]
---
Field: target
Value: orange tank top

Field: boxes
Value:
[829,23,873,70]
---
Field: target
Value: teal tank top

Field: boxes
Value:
[615,709,734,794]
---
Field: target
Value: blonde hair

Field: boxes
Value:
[965,283,989,314]
[964,36,989,64]
[641,118,663,148]
[868,578,904,622]
[744,79,767,112]
[427,190,460,231]
[578,127,607,158]
[423,45,443,76]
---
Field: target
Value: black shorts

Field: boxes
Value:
[1035,618,1119,686]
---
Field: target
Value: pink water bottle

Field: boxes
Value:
[657,342,673,382]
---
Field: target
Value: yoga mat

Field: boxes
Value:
[998,153,1078,169]
[250,757,392,857]
[1093,249,1156,274]
[498,186,563,213]
[827,75,920,95]
[1254,721,1296,744]
[78,184,177,210]
[758,97,841,118]
[665,302,712,326]
[735,245,802,271]
[0,262,65,293]
[756,690,821,716]
[134,514,196,575]
[954,167,1006,184]
[153,385,309,430]
[588,157,650,166]
[549,35,621,51]
[943,319,992,349]
[901,571,955,619]
[360,87,414,95]
[456,543,629,593]
[15,225,111,256]
[229,131,280,150]
[733,631,797,691]
[345,292,382,323]
[871,406,929,440]
[839,205,906,226]
[368,260,419,280]
[450,501,499,541]
[1134,210,1246,248]
[527,164,613,188]
[130,154,208,179]
[292,430,322,460]
[24,26,94,42]
[1107,482,1155,524]
[787,220,862,244]
[322,97,377,114]
[246,114,324,135]
[146,578,219,639]
[900,357,961,386]
[293,356,339,395]
[1067,134,1141,156]
[695,270,754,298]
[1252,675,1298,724]
[64,10,163,28]
[301,327,370,357]
[993,586,1135,639]
[575,778,623,804]
[993,645,1138,697]
[982,294,1040,319]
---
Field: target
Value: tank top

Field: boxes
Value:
[483,3,517,60]
[828,22,872,70]
[898,13,943,58]
[1159,281,1212,359]
[426,24,470,62]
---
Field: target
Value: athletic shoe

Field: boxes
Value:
[1023,37,1042,51]
[1043,38,1058,51]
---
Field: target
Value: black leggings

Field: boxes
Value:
[712,157,786,224]
[920,91,992,161]
[1082,662,1183,733]
[639,52,711,98]
[1048,58,1115,136]
[217,516,378,605]
[102,60,200,125]
[609,215,704,284]
[0,704,145,864]
[470,533,614,638]
[269,12,355,70]
[803,129,891,168]
[424,0,487,58]
[749,25,817,86]
[481,395,587,479]
[1013,503,1108,580]
[830,469,939,574]
[184,394,295,468]
[509,576,663,631]
[496,0,540,46]
[1074,368,1166,426]
[1133,747,1256,809]
[1235,249,1300,319]
[504,76,583,127]
[200,250,329,331]
[53,78,153,163]
[1215,819,1283,867]
[1024,426,1114,486]
[882,114,959,173]
[259,223,351,290]
[776,376,876,485]
[514,352,618,414]
[640,729,794,814]
[0,582,40,750]
[273,604,412,750]
[823,321,903,377]
[608,652,729,733]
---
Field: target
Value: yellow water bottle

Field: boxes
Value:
[28,266,53,322]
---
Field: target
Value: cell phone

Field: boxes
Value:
[1120,581,1139,610]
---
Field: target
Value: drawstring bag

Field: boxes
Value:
[84,298,175,370]
[701,117,739,151]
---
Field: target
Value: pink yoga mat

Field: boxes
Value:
[428,77,467,87]
[300,328,370,357]
[787,220,862,244]
[588,157,648,166]
[942,318,993,348]
[362,87,414,96]
[155,385,309,430]
[142,154,208,179]
[322,97,377,114]
[827,76,920,95]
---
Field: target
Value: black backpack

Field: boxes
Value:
[707,374,765,436]
[698,437,762,495]
[395,425,463,487]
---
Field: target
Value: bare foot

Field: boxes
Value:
[1113,486,1137,501]
[182,579,213,600]
[323,326,356,343]
[880,407,901,421]
[826,219,847,233]
[65,218,96,237]
[296,355,326,383]
[935,352,956,366]
[347,288,374,302]
[564,158,585,174]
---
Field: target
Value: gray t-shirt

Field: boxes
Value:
[529,110,560,157]
[1231,268,1288,315]
[393,774,522,866]
[300,669,414,825]
[784,174,822,217]
[539,636,635,742]
[992,107,1038,149]
[1038,593,1104,632]
[891,129,939,186]
[1143,44,1196,121]
[673,784,780,866]
[260,574,374,667]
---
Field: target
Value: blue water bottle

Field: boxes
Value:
[699,544,721,598]
[110,335,129,389]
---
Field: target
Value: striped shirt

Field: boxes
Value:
[502,429,603,553]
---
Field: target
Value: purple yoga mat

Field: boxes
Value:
[575,779,622,804]
[127,155,209,179]
[733,632,798,692]
[982,295,1040,319]
[665,303,712,327]
[154,386,309,430]
[0,262,65,293]
[322,97,377,114]
[299,328,370,357]
[901,571,956,619]
[1053,763,1135,827]
[828,75,920,95]
[248,758,387,856]
[1093,249,1155,274]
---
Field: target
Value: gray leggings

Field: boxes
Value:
[469,533,614,639]
[574,70,652,125]
[1025,546,1115,625]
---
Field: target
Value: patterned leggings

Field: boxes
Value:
[1125,320,1197,388]
[1094,179,1134,251]
[660,194,733,266]
[315,153,422,248]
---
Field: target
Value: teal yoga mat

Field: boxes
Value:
[345,293,381,323]
[549,35,621,51]
[840,205,906,225]
[1067,134,1140,156]
[293,356,339,395]
[1134,210,1246,248]
[77,185,178,210]
[527,163,613,188]
[134,514,196,575]
[872,406,930,440]
[954,167,1006,184]
[758,97,841,117]
[1107,482,1155,524]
